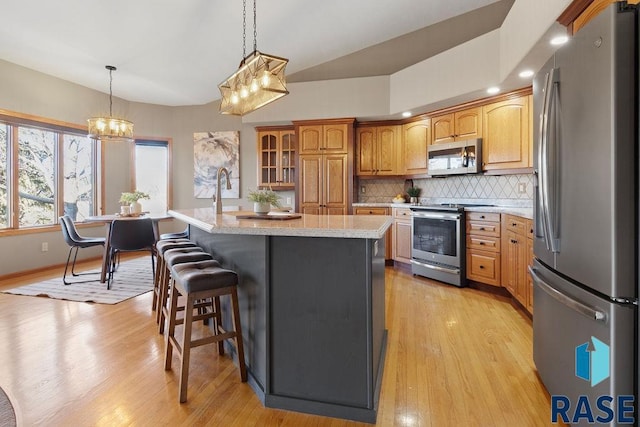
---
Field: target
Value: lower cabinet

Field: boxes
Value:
[501,214,533,314]
[355,207,392,260]
[466,212,501,286]
[466,211,534,315]
[392,207,412,264]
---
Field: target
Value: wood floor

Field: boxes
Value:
[0,258,555,426]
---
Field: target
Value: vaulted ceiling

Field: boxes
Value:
[0,0,516,107]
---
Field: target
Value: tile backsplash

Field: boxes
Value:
[358,174,534,207]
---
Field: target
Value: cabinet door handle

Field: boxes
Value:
[368,210,373,214]
[512,222,517,227]
[479,265,485,269]
[479,227,485,231]
[479,242,485,245]
[511,239,518,244]
[480,215,485,219]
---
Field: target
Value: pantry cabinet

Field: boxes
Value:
[481,95,531,171]
[295,119,354,215]
[256,126,296,190]
[355,125,400,176]
[431,107,482,144]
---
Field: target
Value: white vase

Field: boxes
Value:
[253,202,271,214]
[130,201,142,214]
[120,205,131,216]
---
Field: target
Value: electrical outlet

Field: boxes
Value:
[286,197,292,205]
[518,183,527,194]
[41,242,48,252]
[361,186,366,194]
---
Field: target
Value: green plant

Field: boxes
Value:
[406,187,421,198]
[119,190,150,205]
[247,188,282,208]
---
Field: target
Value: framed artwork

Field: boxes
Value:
[193,131,240,198]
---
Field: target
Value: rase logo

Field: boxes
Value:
[551,336,635,424]
[575,336,609,387]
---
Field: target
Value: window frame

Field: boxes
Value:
[130,137,173,212]
[0,108,101,236]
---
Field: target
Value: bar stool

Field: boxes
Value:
[153,239,197,313]
[158,247,216,334]
[165,259,247,403]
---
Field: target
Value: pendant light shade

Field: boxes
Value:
[218,0,289,116]
[88,65,134,141]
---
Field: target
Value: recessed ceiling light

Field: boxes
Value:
[487,87,500,95]
[402,111,412,118]
[550,35,569,45]
[519,70,534,78]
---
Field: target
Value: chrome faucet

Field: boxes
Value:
[214,167,231,214]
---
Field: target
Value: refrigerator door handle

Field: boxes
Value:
[539,68,561,253]
[535,71,550,241]
[529,266,607,322]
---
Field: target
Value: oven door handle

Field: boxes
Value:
[411,259,460,275]
[411,212,461,220]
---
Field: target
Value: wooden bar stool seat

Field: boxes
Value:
[164,259,247,403]
[153,239,198,312]
[157,248,216,333]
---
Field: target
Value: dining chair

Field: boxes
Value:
[59,215,106,285]
[107,218,156,290]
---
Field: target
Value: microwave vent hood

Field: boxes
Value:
[427,138,482,176]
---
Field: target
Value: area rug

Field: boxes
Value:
[2,257,154,304]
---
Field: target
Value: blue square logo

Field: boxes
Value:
[575,336,610,387]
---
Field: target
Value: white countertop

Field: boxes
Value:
[353,202,533,219]
[169,208,392,239]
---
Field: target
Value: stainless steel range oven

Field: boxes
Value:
[410,204,467,287]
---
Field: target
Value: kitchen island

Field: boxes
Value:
[168,208,392,423]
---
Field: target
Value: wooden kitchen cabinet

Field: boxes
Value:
[466,211,501,286]
[526,218,534,314]
[401,119,430,175]
[392,207,412,264]
[502,214,528,307]
[355,206,392,260]
[256,126,296,190]
[295,119,354,214]
[356,125,400,176]
[431,107,482,144]
[482,95,531,171]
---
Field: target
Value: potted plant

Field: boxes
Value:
[119,190,150,214]
[406,187,421,205]
[247,188,281,214]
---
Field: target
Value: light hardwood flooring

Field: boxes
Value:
[0,258,555,426]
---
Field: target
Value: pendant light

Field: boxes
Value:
[218,0,289,116]
[87,65,134,141]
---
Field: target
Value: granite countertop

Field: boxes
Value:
[169,208,392,239]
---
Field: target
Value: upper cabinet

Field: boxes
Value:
[355,125,400,176]
[256,127,296,190]
[481,95,531,171]
[400,119,430,175]
[299,123,349,155]
[431,107,482,144]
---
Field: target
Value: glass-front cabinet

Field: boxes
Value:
[256,126,296,190]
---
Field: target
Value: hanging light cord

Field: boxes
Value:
[108,67,113,117]
[241,0,258,61]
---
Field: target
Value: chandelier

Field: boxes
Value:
[218,0,289,116]
[87,65,134,141]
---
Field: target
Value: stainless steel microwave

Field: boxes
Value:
[427,138,482,176]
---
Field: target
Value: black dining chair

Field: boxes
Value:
[59,215,106,285]
[107,218,156,290]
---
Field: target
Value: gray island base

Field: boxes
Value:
[169,209,391,423]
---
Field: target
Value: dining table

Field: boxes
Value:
[85,213,171,283]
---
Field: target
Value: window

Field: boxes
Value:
[0,111,98,231]
[133,139,171,213]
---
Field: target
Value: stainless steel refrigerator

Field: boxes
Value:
[532,3,637,425]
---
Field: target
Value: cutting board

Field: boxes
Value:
[235,213,302,220]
